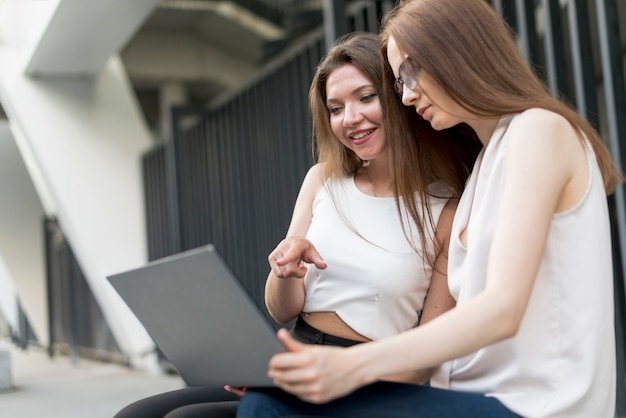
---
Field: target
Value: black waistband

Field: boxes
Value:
[290,316,363,347]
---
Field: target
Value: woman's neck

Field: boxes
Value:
[466,117,501,146]
[360,160,393,197]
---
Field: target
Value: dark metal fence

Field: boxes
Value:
[141,1,393,322]
[142,41,323,320]
[44,218,122,363]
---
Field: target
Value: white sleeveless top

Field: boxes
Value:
[432,114,616,417]
[302,176,449,340]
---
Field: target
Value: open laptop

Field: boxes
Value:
[107,244,285,387]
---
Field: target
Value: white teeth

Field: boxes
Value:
[352,129,373,140]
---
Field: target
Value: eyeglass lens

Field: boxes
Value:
[394,59,420,97]
[394,78,404,96]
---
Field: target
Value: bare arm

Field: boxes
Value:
[265,164,326,323]
[381,198,457,384]
[418,198,458,325]
[268,109,587,403]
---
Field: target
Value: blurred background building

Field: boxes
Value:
[0,0,624,412]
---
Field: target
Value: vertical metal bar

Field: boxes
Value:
[66,246,78,365]
[541,0,569,98]
[500,0,519,33]
[596,0,626,278]
[196,118,210,248]
[565,0,599,127]
[220,102,235,262]
[212,107,224,255]
[492,0,504,14]
[612,209,626,417]
[44,218,55,358]
[515,0,542,75]
[237,91,256,300]
[166,108,182,255]
[596,0,626,414]
[365,1,378,32]
[540,0,558,95]
[381,0,394,17]
[323,0,347,52]
[350,3,366,32]
[15,301,26,349]
[514,0,531,62]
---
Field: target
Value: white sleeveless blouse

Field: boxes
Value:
[302,175,449,340]
[432,114,616,417]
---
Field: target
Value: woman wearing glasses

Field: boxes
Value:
[114,31,480,418]
[237,0,621,417]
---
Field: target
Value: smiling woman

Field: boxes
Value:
[263,30,463,347]
[324,63,387,189]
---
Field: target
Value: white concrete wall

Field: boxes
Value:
[0,122,45,341]
[0,49,157,360]
[0,0,161,365]
[0,0,60,51]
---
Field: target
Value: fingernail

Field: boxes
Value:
[224,385,231,393]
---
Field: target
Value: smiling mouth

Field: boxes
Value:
[351,129,375,140]
[417,106,429,116]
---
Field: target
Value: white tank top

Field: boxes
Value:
[432,114,616,417]
[302,175,449,340]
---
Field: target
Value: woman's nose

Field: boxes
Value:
[402,86,420,106]
[343,103,363,126]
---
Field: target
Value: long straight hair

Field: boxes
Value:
[381,0,621,194]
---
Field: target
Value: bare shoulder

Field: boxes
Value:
[299,163,326,197]
[515,107,566,124]
[505,109,585,208]
[306,162,325,178]
[507,108,583,159]
[286,163,327,236]
[511,108,578,144]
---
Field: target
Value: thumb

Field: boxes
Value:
[277,328,305,352]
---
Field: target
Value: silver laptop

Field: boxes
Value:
[107,244,284,387]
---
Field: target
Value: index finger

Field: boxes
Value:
[275,242,308,266]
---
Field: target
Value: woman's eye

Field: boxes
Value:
[329,106,342,114]
[361,93,377,102]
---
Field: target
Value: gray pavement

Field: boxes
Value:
[0,342,185,418]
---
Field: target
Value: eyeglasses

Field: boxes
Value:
[393,59,421,97]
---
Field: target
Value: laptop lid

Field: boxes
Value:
[107,244,284,387]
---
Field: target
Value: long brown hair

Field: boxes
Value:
[310,31,480,264]
[381,0,622,194]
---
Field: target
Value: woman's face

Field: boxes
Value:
[386,36,468,131]
[326,64,386,162]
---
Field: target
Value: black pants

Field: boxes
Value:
[113,386,240,418]
[113,317,360,418]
